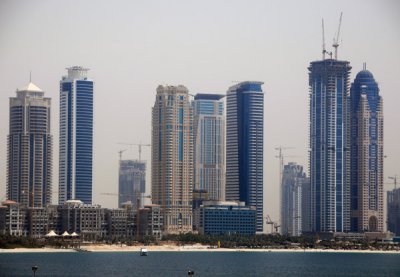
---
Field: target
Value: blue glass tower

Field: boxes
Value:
[309,59,351,232]
[226,81,264,232]
[350,65,383,232]
[59,66,93,204]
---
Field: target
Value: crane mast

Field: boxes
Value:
[322,19,326,60]
[332,12,343,60]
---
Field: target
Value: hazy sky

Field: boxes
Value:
[0,0,399,227]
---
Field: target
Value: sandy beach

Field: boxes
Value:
[1,244,399,254]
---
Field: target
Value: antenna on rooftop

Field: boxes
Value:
[332,12,343,60]
[29,71,32,82]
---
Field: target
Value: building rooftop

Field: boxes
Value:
[1,200,18,205]
[18,82,43,92]
[227,81,264,93]
[194,93,225,101]
[355,69,374,80]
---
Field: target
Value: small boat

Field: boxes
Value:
[140,248,148,256]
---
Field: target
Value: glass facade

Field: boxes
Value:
[309,59,351,232]
[226,81,264,232]
[198,202,256,235]
[193,94,225,201]
[59,66,93,204]
[118,160,146,209]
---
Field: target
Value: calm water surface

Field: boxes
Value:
[1,251,399,276]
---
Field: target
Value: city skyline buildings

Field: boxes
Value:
[7,82,52,207]
[226,81,264,232]
[151,85,193,234]
[309,58,352,233]
[59,66,94,205]
[0,1,399,231]
[193,93,225,201]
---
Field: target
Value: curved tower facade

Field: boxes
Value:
[59,66,94,204]
[226,81,264,232]
[350,66,383,232]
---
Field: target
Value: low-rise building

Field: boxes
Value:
[0,200,163,241]
[197,201,256,236]
[59,200,104,240]
[105,208,128,239]
[0,200,27,236]
[27,208,48,238]
[138,204,162,240]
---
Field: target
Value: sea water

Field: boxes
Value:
[1,251,399,276]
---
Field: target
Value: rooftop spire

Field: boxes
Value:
[363,62,367,70]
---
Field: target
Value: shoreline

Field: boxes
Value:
[1,244,399,254]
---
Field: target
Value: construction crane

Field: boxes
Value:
[322,19,326,60]
[118,149,127,161]
[388,176,398,190]
[322,18,333,60]
[275,147,302,233]
[275,148,299,191]
[332,12,343,60]
[273,223,280,234]
[265,215,280,235]
[117,142,151,162]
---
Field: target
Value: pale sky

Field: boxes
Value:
[0,0,399,228]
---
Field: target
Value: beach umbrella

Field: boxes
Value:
[45,230,58,237]
[61,231,70,237]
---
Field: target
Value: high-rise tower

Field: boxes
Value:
[7,82,52,207]
[119,160,146,209]
[226,81,264,232]
[309,58,351,233]
[59,66,94,204]
[193,93,225,201]
[281,163,307,236]
[350,65,383,232]
[151,85,193,234]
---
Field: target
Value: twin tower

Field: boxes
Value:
[309,60,383,233]
[7,66,94,207]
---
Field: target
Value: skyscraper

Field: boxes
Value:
[301,177,312,233]
[118,160,146,209]
[309,59,351,232]
[193,93,225,201]
[387,188,400,236]
[281,163,307,236]
[350,65,384,232]
[151,85,193,234]
[59,66,94,204]
[7,82,52,207]
[226,81,264,232]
